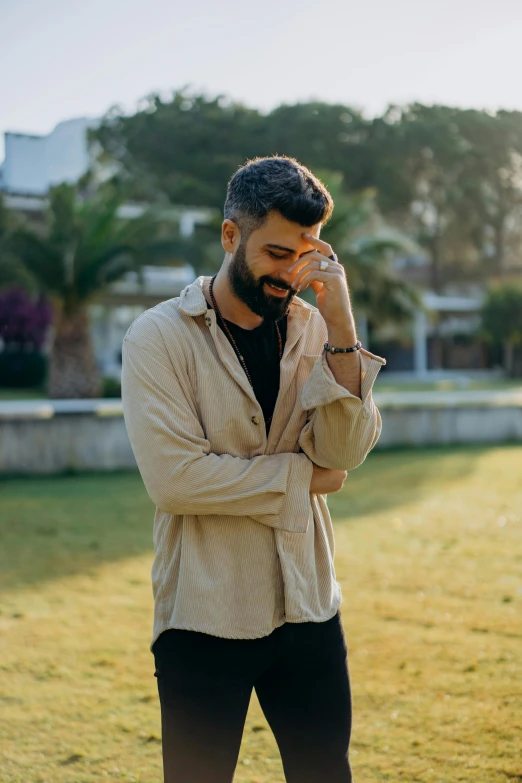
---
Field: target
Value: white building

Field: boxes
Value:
[1,117,98,195]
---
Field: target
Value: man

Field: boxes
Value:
[121,155,386,783]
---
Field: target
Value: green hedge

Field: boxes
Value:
[0,351,48,388]
[101,376,122,398]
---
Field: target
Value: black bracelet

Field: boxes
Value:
[324,340,362,354]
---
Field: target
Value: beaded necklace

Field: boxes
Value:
[208,274,286,427]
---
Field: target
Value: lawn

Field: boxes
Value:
[0,446,521,783]
[0,388,47,401]
[373,377,522,393]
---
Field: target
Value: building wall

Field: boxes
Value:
[2,117,97,195]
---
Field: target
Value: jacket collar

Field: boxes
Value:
[178,275,315,325]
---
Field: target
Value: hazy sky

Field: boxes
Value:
[2,0,522,159]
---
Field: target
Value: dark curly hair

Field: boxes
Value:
[224,156,334,239]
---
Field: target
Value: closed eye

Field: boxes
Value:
[268,251,288,260]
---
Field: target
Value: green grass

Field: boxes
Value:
[374,378,522,393]
[0,446,521,782]
[0,388,46,401]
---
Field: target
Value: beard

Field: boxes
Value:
[227,241,297,322]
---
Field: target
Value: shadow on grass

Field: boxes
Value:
[0,471,154,593]
[0,444,516,591]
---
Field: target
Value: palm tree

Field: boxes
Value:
[0,195,37,293]
[9,183,179,398]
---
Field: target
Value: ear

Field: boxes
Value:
[221,219,240,254]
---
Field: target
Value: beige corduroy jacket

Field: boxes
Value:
[121,275,386,648]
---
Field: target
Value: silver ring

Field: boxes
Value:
[328,253,338,263]
[319,259,329,272]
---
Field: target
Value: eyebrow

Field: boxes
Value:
[264,243,296,254]
[264,243,312,257]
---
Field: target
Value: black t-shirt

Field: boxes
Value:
[206,302,287,435]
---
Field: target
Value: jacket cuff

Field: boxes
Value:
[301,348,386,410]
[282,452,315,532]
[253,453,314,533]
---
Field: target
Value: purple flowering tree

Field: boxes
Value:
[0,289,53,351]
[0,289,53,388]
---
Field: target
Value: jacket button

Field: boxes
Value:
[251,416,261,425]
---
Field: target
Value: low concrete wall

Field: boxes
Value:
[0,400,135,475]
[375,389,522,448]
[1,391,521,475]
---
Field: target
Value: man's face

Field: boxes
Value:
[227,211,322,321]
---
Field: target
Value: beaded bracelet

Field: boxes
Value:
[324,340,362,354]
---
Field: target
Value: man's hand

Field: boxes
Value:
[288,232,362,398]
[309,464,347,494]
[287,233,355,333]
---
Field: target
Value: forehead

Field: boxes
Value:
[248,210,321,254]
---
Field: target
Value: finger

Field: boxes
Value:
[288,250,316,272]
[294,267,341,292]
[293,261,344,288]
[287,250,326,274]
[302,232,333,258]
[292,253,327,288]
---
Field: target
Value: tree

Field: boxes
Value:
[358,105,522,288]
[93,88,265,208]
[157,213,225,277]
[0,289,53,388]
[455,110,522,278]
[92,91,375,210]
[264,102,370,187]
[0,288,52,349]
[90,93,474,290]
[318,173,422,335]
[358,104,478,291]
[8,183,178,398]
[481,283,522,376]
[93,89,522,294]
[0,195,37,293]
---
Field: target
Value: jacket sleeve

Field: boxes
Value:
[121,334,314,533]
[298,348,386,471]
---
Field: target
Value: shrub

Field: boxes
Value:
[0,349,47,388]
[0,288,53,389]
[0,288,53,350]
[102,376,121,398]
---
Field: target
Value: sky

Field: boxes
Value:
[2,0,522,160]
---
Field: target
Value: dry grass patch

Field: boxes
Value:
[0,445,521,782]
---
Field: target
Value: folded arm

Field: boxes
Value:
[298,348,386,471]
[121,331,314,533]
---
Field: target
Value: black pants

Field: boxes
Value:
[152,612,353,783]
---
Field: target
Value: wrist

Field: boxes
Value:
[326,324,358,348]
